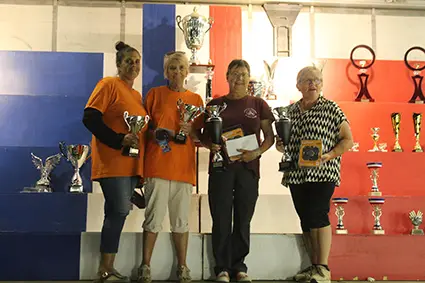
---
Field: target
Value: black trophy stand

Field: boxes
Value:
[404,46,425,104]
[275,117,293,172]
[350,44,376,102]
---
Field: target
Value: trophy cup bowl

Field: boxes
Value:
[273,107,293,172]
[22,153,62,193]
[205,103,227,171]
[175,98,204,144]
[409,210,424,235]
[332,197,348,234]
[367,162,382,196]
[176,7,213,65]
[59,142,90,193]
[391,112,403,152]
[123,111,150,157]
[413,112,423,152]
[369,198,385,235]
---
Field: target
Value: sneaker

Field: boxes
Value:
[216,271,230,282]
[310,265,331,283]
[177,265,192,283]
[236,272,251,282]
[137,264,152,283]
[294,265,315,282]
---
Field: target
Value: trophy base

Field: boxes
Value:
[372,229,385,235]
[69,185,84,193]
[212,161,225,172]
[368,191,382,196]
[410,100,425,104]
[21,186,52,193]
[278,161,294,172]
[174,134,187,144]
[413,148,423,153]
[122,146,139,158]
[355,98,375,103]
[392,148,403,152]
[336,229,348,235]
[411,229,424,235]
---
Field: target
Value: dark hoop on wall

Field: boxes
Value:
[404,46,425,103]
[350,44,376,69]
[350,44,376,102]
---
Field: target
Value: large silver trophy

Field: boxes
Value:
[22,153,62,193]
[123,111,150,157]
[205,103,227,171]
[273,106,294,172]
[175,98,204,144]
[409,210,424,235]
[59,142,90,193]
[176,7,213,65]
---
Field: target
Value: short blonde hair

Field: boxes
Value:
[297,66,323,84]
[163,51,190,79]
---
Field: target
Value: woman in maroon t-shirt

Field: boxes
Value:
[201,59,275,282]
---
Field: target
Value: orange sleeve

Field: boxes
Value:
[85,79,115,114]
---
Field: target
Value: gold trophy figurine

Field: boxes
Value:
[413,113,423,152]
[391,113,403,152]
[368,127,380,152]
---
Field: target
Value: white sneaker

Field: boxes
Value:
[216,271,230,283]
[236,272,251,282]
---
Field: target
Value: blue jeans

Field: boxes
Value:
[98,176,139,253]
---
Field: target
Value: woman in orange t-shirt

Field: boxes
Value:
[136,52,203,283]
[83,41,148,283]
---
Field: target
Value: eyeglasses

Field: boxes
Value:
[300,79,322,85]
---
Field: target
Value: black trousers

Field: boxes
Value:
[208,165,259,276]
[289,182,335,232]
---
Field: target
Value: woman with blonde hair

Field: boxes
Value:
[137,51,203,283]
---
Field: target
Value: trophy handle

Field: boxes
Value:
[123,111,131,132]
[59,141,68,160]
[218,103,227,115]
[205,18,214,33]
[144,115,150,126]
[176,15,184,32]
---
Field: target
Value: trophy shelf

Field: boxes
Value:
[330,195,425,235]
[340,151,425,196]
[0,193,87,233]
[329,234,425,280]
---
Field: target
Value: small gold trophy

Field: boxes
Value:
[368,127,380,152]
[412,113,423,152]
[391,113,403,152]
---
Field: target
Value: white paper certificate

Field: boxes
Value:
[225,134,259,157]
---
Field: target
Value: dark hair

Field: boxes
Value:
[226,59,251,77]
[115,41,139,67]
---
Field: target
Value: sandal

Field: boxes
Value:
[93,269,130,283]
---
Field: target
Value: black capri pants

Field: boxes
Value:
[289,182,335,232]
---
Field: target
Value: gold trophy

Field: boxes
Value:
[413,113,423,152]
[391,113,403,152]
[368,127,380,152]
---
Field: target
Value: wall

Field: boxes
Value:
[1,1,425,280]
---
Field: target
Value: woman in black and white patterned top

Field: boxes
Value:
[276,66,353,283]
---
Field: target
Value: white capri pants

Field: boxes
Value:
[142,177,193,233]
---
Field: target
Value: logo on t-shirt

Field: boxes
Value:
[244,108,258,119]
